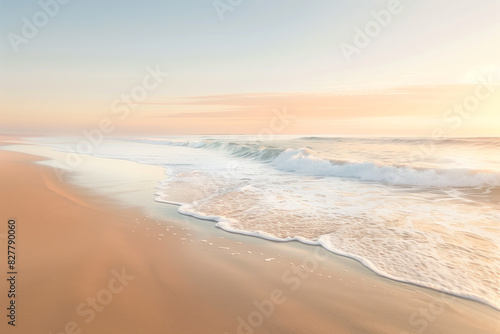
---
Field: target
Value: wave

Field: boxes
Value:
[139,138,500,188]
[298,136,500,147]
[271,148,500,188]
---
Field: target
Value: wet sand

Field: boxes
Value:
[0,139,499,334]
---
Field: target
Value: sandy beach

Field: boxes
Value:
[1,138,499,334]
[3,0,500,332]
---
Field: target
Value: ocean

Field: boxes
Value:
[32,135,500,310]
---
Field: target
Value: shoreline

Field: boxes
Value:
[177,202,500,313]
[1,138,499,333]
[159,184,500,313]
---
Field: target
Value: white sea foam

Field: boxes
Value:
[148,136,500,310]
[28,135,500,310]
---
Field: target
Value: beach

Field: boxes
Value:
[3,1,499,332]
[1,137,499,334]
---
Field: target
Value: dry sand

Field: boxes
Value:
[0,140,499,334]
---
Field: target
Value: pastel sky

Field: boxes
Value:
[1,0,499,136]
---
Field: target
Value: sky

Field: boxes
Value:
[1,0,499,136]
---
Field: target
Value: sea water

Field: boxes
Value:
[29,135,500,310]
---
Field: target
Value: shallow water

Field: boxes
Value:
[26,135,500,310]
